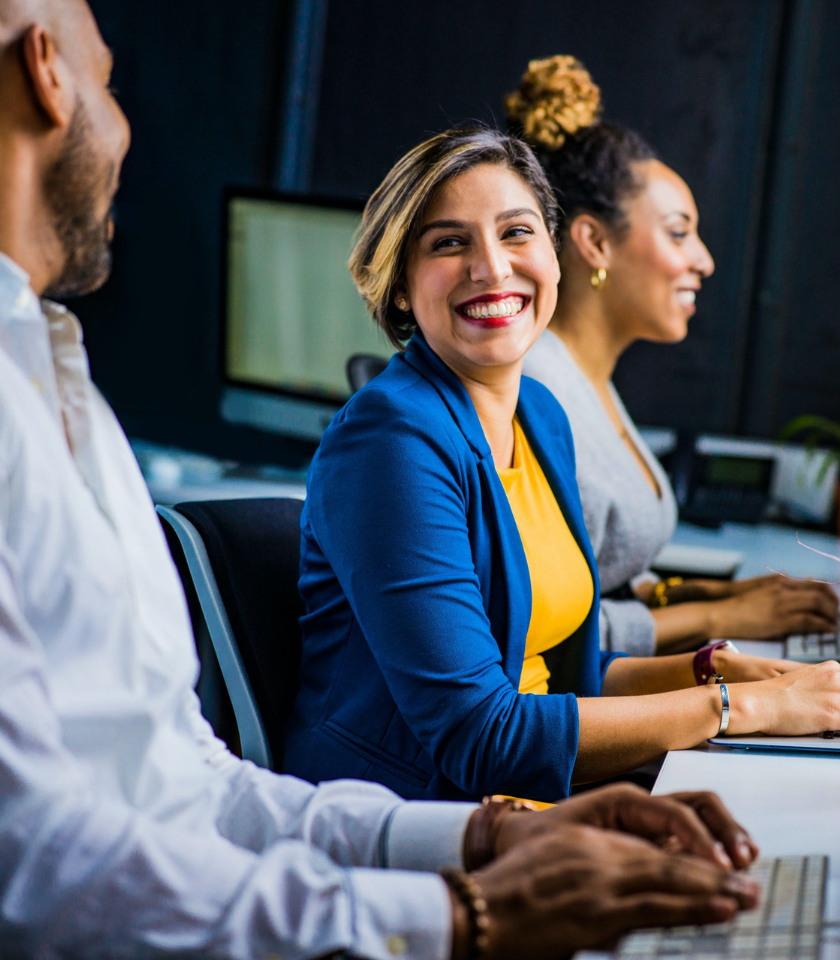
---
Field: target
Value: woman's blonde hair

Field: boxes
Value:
[349,127,559,349]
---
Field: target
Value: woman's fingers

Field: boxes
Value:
[787,612,837,634]
[761,660,840,736]
[774,582,838,623]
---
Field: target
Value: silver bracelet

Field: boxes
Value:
[718,683,730,736]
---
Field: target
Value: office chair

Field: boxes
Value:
[346,353,388,393]
[157,497,304,771]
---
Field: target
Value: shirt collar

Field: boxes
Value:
[0,251,41,322]
[0,252,112,520]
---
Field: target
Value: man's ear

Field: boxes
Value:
[567,214,613,270]
[20,24,74,128]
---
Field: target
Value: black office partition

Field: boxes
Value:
[741,0,840,438]
[73,0,835,454]
[312,0,786,434]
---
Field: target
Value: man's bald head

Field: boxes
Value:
[0,0,104,130]
[0,0,96,73]
[0,0,129,297]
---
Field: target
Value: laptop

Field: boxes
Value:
[709,731,840,752]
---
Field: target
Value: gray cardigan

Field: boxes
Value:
[522,330,677,656]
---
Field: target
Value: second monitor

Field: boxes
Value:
[221,190,395,443]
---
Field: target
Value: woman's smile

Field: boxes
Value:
[403,163,561,380]
[675,285,699,313]
[456,292,532,327]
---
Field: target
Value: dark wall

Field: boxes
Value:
[313,0,784,434]
[80,0,310,462]
[76,0,840,458]
[741,0,840,436]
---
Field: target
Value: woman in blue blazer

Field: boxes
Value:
[283,128,835,803]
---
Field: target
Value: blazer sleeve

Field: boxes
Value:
[307,387,580,803]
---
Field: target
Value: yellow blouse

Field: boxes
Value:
[498,419,594,695]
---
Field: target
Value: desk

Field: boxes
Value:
[654,745,840,958]
[672,520,840,582]
[580,638,840,959]
[130,440,308,505]
[655,641,840,958]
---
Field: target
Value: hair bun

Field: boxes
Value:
[505,55,601,151]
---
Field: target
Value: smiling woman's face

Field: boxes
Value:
[401,163,561,381]
[598,159,715,343]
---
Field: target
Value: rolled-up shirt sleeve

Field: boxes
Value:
[599,598,657,657]
[0,536,455,960]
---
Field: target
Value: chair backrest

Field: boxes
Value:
[160,497,304,770]
[346,353,388,393]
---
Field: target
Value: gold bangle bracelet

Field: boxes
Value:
[651,576,684,608]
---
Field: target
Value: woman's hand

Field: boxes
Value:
[494,783,758,870]
[732,659,840,736]
[712,648,804,683]
[452,824,760,960]
[707,576,838,640]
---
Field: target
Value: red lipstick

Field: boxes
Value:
[455,292,531,329]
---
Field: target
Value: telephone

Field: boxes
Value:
[663,431,775,527]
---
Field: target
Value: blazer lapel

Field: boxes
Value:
[401,334,492,458]
[400,335,531,682]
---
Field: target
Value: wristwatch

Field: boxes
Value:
[693,640,740,686]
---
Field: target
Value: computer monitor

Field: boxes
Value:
[220,189,395,442]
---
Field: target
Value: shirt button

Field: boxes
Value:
[15,289,31,309]
[387,934,408,955]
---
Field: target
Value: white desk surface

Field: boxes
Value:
[672,520,840,582]
[654,637,840,957]
[147,476,306,506]
[654,745,840,957]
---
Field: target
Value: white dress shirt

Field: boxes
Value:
[0,252,476,959]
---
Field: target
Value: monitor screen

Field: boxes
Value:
[224,193,394,404]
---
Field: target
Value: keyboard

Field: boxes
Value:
[615,855,829,958]
[784,633,840,663]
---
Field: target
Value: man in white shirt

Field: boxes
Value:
[0,0,760,957]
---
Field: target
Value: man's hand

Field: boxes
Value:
[493,784,759,870]
[450,824,760,960]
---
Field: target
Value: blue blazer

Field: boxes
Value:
[284,334,623,802]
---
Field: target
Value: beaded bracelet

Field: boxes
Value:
[464,795,539,872]
[442,869,491,960]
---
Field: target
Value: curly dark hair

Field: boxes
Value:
[506,56,656,236]
[536,123,656,236]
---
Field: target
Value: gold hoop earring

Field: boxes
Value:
[590,267,607,289]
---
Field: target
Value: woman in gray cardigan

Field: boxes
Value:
[509,55,839,655]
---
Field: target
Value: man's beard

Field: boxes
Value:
[43,100,116,300]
